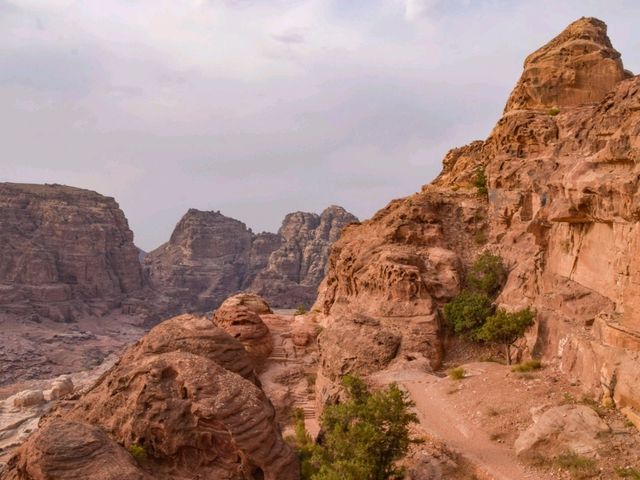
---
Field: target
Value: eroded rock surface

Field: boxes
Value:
[3,420,151,480]
[0,183,144,321]
[249,206,359,308]
[131,313,259,383]
[213,295,274,365]
[0,183,154,386]
[515,405,610,460]
[3,312,298,480]
[318,314,401,380]
[144,206,357,313]
[505,17,631,112]
[143,209,254,313]
[315,17,640,415]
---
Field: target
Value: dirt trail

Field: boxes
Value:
[372,365,551,480]
[403,377,547,480]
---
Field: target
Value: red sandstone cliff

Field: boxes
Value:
[0,183,144,322]
[144,206,357,312]
[315,17,640,414]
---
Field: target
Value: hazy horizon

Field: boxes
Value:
[3,0,640,250]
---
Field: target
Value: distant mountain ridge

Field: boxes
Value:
[144,205,358,312]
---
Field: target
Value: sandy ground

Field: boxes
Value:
[374,361,640,480]
[0,312,146,391]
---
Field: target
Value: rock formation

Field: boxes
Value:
[0,183,144,322]
[249,206,359,308]
[504,17,631,112]
[515,405,610,460]
[143,209,254,313]
[2,310,299,480]
[318,314,401,380]
[3,420,152,480]
[212,294,274,365]
[315,17,640,417]
[144,206,357,312]
[0,183,154,386]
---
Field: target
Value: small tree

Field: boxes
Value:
[475,308,535,364]
[289,408,316,479]
[294,375,420,480]
[466,251,507,298]
[473,166,488,196]
[443,291,494,338]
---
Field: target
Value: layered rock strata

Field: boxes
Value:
[213,294,274,365]
[2,310,298,480]
[0,183,144,322]
[249,207,359,307]
[315,17,640,413]
[144,206,357,312]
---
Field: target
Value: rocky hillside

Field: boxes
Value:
[0,183,153,385]
[144,205,357,312]
[2,304,299,479]
[249,206,358,307]
[0,183,144,322]
[316,17,640,418]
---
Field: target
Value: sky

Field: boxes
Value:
[2,0,639,251]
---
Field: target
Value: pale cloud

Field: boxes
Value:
[1,0,639,250]
[402,0,437,21]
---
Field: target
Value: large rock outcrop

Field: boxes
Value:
[249,206,359,307]
[505,17,631,112]
[213,294,274,365]
[315,17,640,415]
[144,206,357,312]
[0,183,144,322]
[0,183,153,386]
[2,312,298,480]
[3,420,152,480]
[515,405,610,460]
[143,209,255,313]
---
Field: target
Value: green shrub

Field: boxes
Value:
[295,304,307,315]
[475,308,535,365]
[511,359,542,373]
[548,106,560,116]
[466,251,508,298]
[305,372,317,393]
[287,408,316,479]
[555,453,598,479]
[579,394,611,418]
[617,467,640,479]
[292,375,420,479]
[448,367,465,380]
[443,291,494,338]
[128,443,147,462]
[473,166,488,196]
[473,230,488,245]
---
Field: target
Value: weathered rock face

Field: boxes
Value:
[249,206,359,308]
[3,312,298,480]
[318,314,401,380]
[144,206,357,312]
[0,183,144,322]
[515,405,610,460]
[3,420,152,480]
[505,17,632,112]
[317,191,486,370]
[133,313,260,383]
[144,209,254,313]
[213,294,274,366]
[316,17,640,412]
